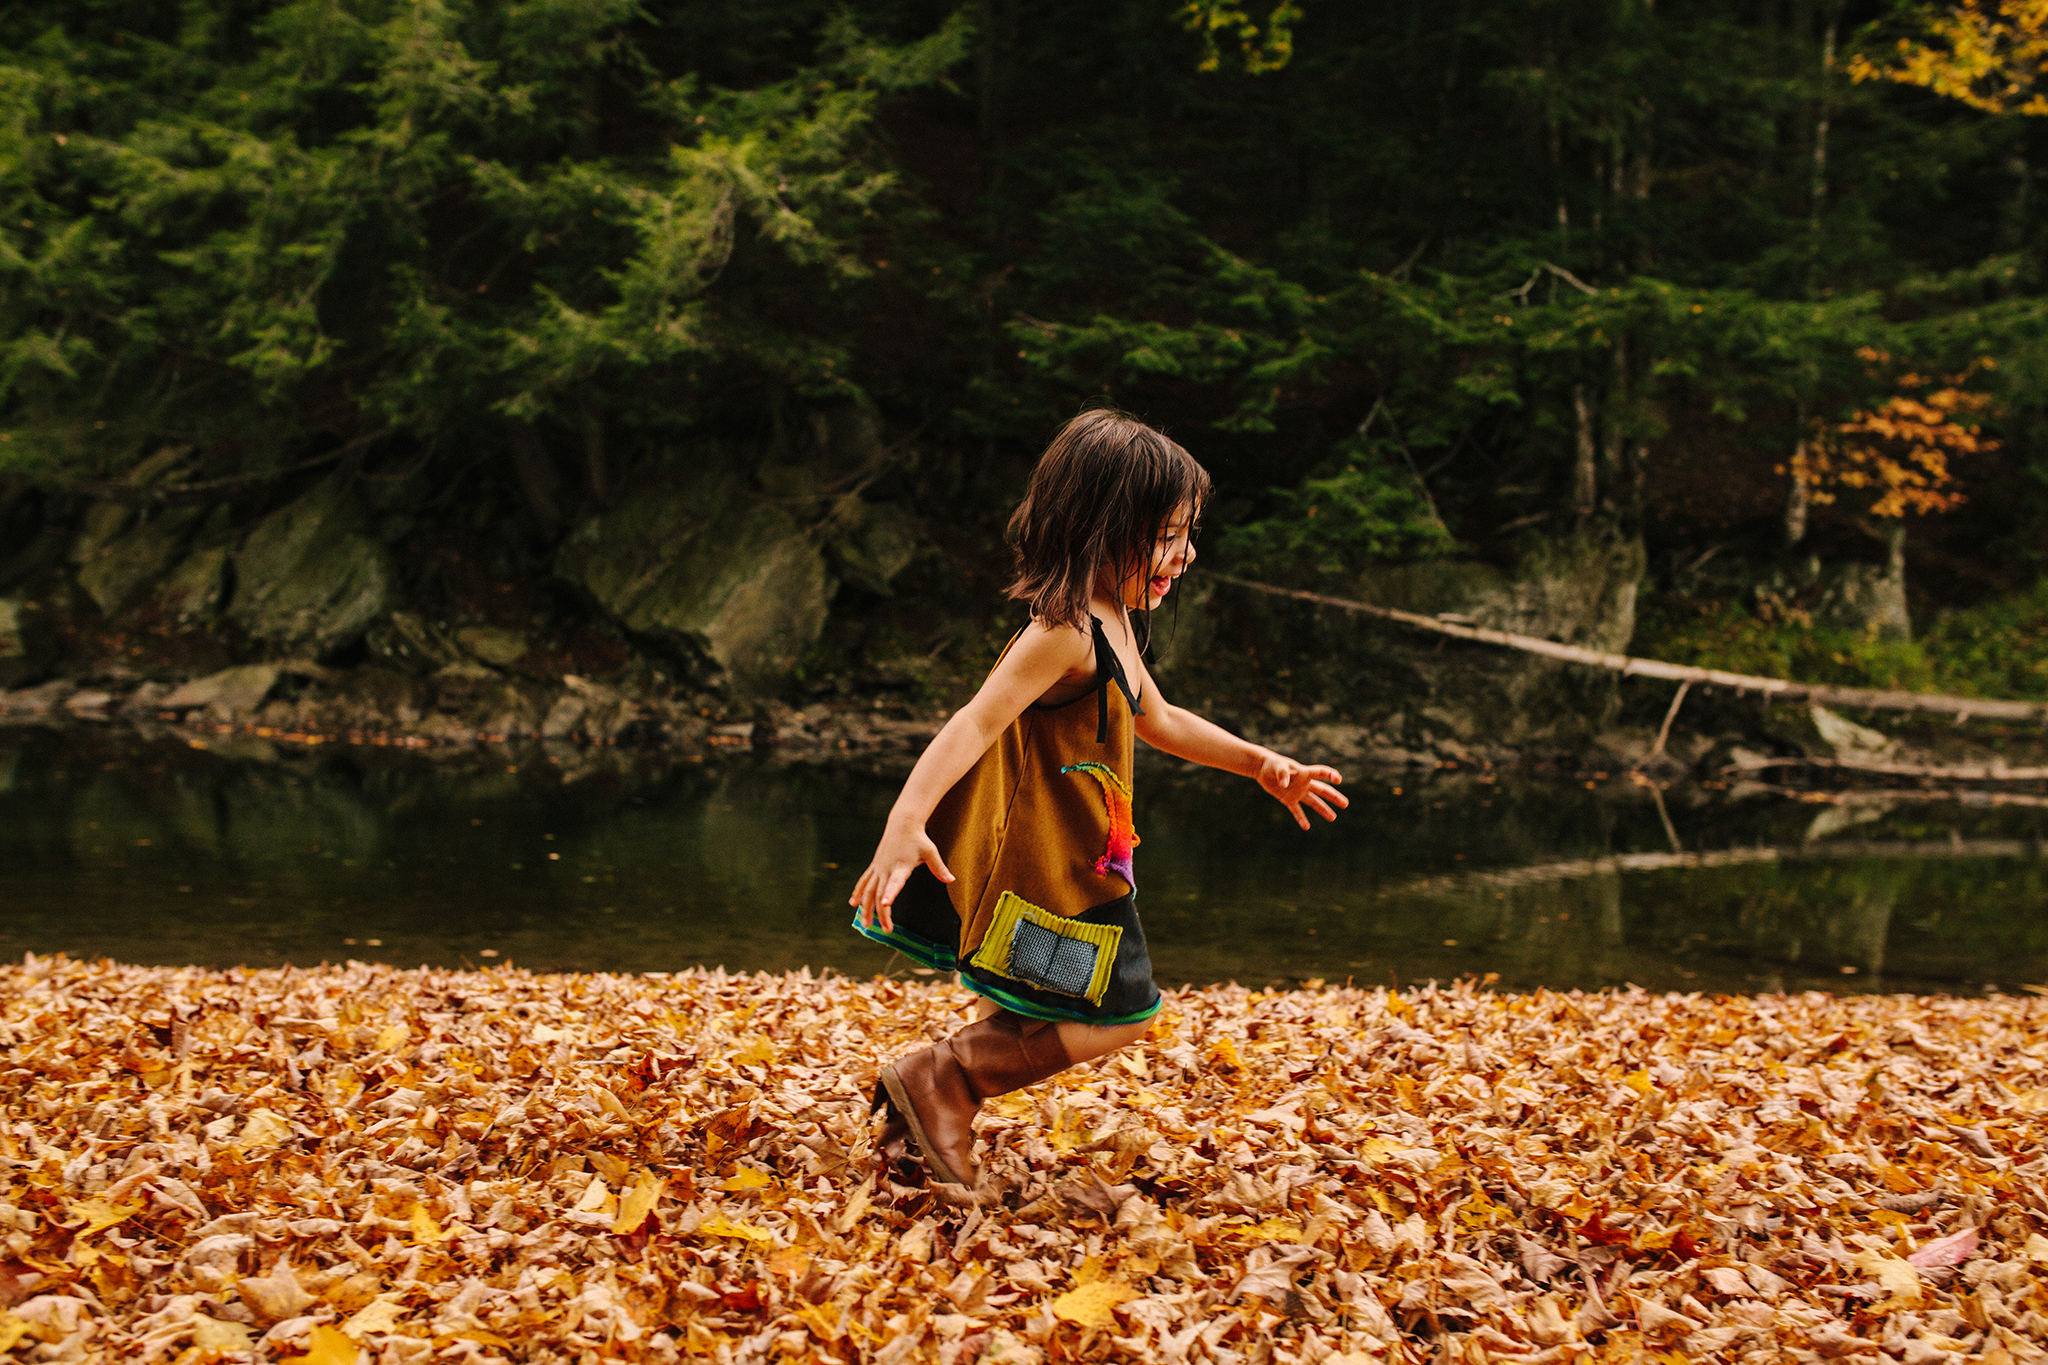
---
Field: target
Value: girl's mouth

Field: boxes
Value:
[1150,575,1172,599]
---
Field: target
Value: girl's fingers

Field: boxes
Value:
[881,865,910,904]
[1314,781,1350,809]
[1288,801,1310,830]
[921,842,957,884]
[1304,795,1337,822]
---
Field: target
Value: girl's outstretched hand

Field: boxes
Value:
[1257,753,1348,830]
[849,816,955,934]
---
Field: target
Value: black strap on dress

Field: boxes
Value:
[1089,616,1144,744]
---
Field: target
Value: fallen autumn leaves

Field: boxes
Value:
[2,957,2046,1365]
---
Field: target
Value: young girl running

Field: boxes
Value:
[850,409,1348,1191]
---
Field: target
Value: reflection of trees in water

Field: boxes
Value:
[1734,867,1906,975]
[1395,841,2034,988]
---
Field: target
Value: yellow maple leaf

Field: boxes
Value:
[293,1324,364,1364]
[990,1092,1036,1121]
[733,1037,777,1066]
[698,1216,774,1243]
[573,1178,611,1213]
[0,1316,29,1355]
[767,1246,811,1279]
[1383,989,1413,1020]
[191,1315,254,1358]
[793,1303,842,1340]
[438,1329,513,1349]
[1623,1070,1655,1097]
[719,1167,773,1192]
[408,1206,457,1244]
[1051,1278,1137,1327]
[65,1196,141,1236]
[612,1171,666,1235]
[342,1297,406,1339]
[373,1022,410,1052]
[1209,1036,1243,1069]
[1240,1218,1306,1241]
[239,1109,293,1149]
[1851,1250,1925,1310]
[1048,1108,1091,1153]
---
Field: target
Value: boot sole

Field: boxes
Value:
[879,1062,971,1188]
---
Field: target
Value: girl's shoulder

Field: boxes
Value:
[1013,613,1097,655]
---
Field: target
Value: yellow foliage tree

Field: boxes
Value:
[1786,350,1999,517]
[1848,0,2048,114]
[1177,0,1301,73]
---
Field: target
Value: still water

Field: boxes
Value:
[3,728,2044,995]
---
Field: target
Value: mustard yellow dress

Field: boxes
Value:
[851,618,1162,1025]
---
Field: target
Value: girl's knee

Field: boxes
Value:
[1059,1017,1150,1064]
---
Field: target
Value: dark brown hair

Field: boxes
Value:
[1006,409,1211,631]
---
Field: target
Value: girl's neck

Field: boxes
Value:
[1088,590,1130,633]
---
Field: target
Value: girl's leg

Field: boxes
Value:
[883,1000,1152,1187]
[971,995,1150,1065]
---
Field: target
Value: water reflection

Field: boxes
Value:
[2,728,2042,995]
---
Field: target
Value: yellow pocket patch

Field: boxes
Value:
[969,891,1122,1004]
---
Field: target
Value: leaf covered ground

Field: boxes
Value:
[2,958,2046,1365]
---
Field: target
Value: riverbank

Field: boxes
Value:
[2,960,2044,1363]
[7,663,2048,795]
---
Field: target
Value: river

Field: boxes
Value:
[3,727,2043,995]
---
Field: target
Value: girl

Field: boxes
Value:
[850,409,1347,1190]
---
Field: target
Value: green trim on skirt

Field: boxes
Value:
[850,866,1162,1026]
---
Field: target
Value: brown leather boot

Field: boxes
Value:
[878,1010,1072,1188]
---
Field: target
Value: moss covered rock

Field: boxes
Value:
[0,598,56,688]
[70,504,209,616]
[555,470,828,693]
[228,479,397,657]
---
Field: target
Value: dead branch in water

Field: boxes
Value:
[1206,572,2048,725]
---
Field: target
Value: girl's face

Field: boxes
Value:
[1118,503,1198,611]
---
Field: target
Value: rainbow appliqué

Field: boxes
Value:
[1061,762,1139,887]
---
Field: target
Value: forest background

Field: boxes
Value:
[6,0,2048,744]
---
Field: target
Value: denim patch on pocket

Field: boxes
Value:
[969,890,1123,1005]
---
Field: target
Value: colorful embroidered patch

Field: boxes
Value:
[1061,761,1139,887]
[968,891,1123,1005]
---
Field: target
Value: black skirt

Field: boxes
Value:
[851,866,1162,1026]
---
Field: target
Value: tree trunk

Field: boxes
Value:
[1572,386,1597,523]
[509,425,561,541]
[1807,2,1840,292]
[583,414,609,507]
[1600,339,1629,518]
[1783,449,1810,548]
[2001,150,2031,254]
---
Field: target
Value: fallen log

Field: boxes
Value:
[1720,753,2048,783]
[1205,572,2048,725]
[1386,837,2038,897]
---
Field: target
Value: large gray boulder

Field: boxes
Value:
[159,664,284,721]
[1815,562,1911,640]
[71,504,207,616]
[825,495,921,595]
[555,470,829,692]
[0,597,56,688]
[229,479,397,657]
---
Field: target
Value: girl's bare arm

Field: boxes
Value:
[851,622,1092,931]
[1129,654,1348,829]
